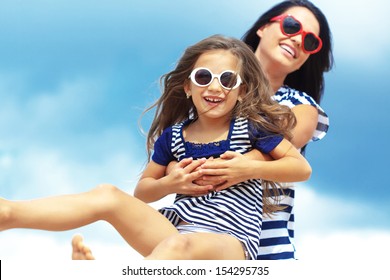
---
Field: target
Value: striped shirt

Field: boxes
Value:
[153,117,283,260]
[256,85,329,260]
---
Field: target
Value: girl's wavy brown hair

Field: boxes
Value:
[142,35,296,214]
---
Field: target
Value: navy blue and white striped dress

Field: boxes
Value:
[256,85,329,260]
[152,117,283,260]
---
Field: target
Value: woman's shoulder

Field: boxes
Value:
[275,86,329,142]
[274,85,317,107]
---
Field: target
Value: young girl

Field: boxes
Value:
[0,35,311,260]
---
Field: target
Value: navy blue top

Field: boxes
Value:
[152,118,283,166]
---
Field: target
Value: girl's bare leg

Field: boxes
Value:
[71,232,246,260]
[145,232,247,260]
[0,184,178,256]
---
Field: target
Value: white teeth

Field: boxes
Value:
[281,44,296,58]
[205,97,222,103]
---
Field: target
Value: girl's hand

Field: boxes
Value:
[192,157,226,188]
[166,158,213,196]
[199,151,255,191]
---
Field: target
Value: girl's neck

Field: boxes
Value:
[184,116,231,143]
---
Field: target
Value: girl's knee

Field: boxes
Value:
[94,183,120,195]
[151,234,194,259]
[165,234,192,250]
[90,184,125,212]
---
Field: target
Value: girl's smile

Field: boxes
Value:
[204,95,224,105]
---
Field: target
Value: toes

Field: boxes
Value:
[72,234,84,248]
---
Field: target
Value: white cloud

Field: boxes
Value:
[0,73,145,198]
[317,0,390,63]
[0,76,105,137]
[297,230,390,261]
[291,185,390,260]
[0,144,142,199]
[294,185,382,233]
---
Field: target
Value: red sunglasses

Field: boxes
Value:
[270,14,322,54]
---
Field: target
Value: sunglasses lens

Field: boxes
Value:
[191,68,240,89]
[220,71,237,89]
[304,33,320,52]
[282,16,301,35]
[194,69,212,86]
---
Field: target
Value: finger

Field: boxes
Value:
[191,184,214,194]
[215,181,230,192]
[204,177,227,188]
[178,184,212,196]
[176,157,193,168]
[220,151,238,160]
[199,168,226,176]
[184,158,207,173]
[194,175,223,186]
[201,160,227,169]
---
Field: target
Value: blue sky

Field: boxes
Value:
[1,0,389,266]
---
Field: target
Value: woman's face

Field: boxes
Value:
[256,6,320,74]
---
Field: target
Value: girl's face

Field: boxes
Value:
[256,6,320,74]
[184,50,243,122]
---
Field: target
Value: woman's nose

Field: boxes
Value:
[289,34,302,48]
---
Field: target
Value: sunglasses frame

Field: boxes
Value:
[189,67,242,90]
[270,14,323,54]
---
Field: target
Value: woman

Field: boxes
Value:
[198,0,334,260]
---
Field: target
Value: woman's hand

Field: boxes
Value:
[197,151,259,191]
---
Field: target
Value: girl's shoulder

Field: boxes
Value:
[157,120,189,145]
[161,119,191,134]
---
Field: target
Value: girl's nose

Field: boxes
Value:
[207,77,223,91]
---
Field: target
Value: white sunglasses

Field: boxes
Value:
[189,67,242,90]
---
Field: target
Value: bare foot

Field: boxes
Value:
[71,234,95,260]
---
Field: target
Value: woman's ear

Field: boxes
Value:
[256,24,268,38]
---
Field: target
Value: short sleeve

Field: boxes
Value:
[151,127,175,166]
[273,86,329,142]
[249,122,284,154]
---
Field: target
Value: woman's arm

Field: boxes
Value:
[196,104,318,188]
[290,104,318,149]
[201,139,311,192]
[134,158,213,203]
[253,138,311,182]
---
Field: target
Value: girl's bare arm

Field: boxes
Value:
[134,158,213,203]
